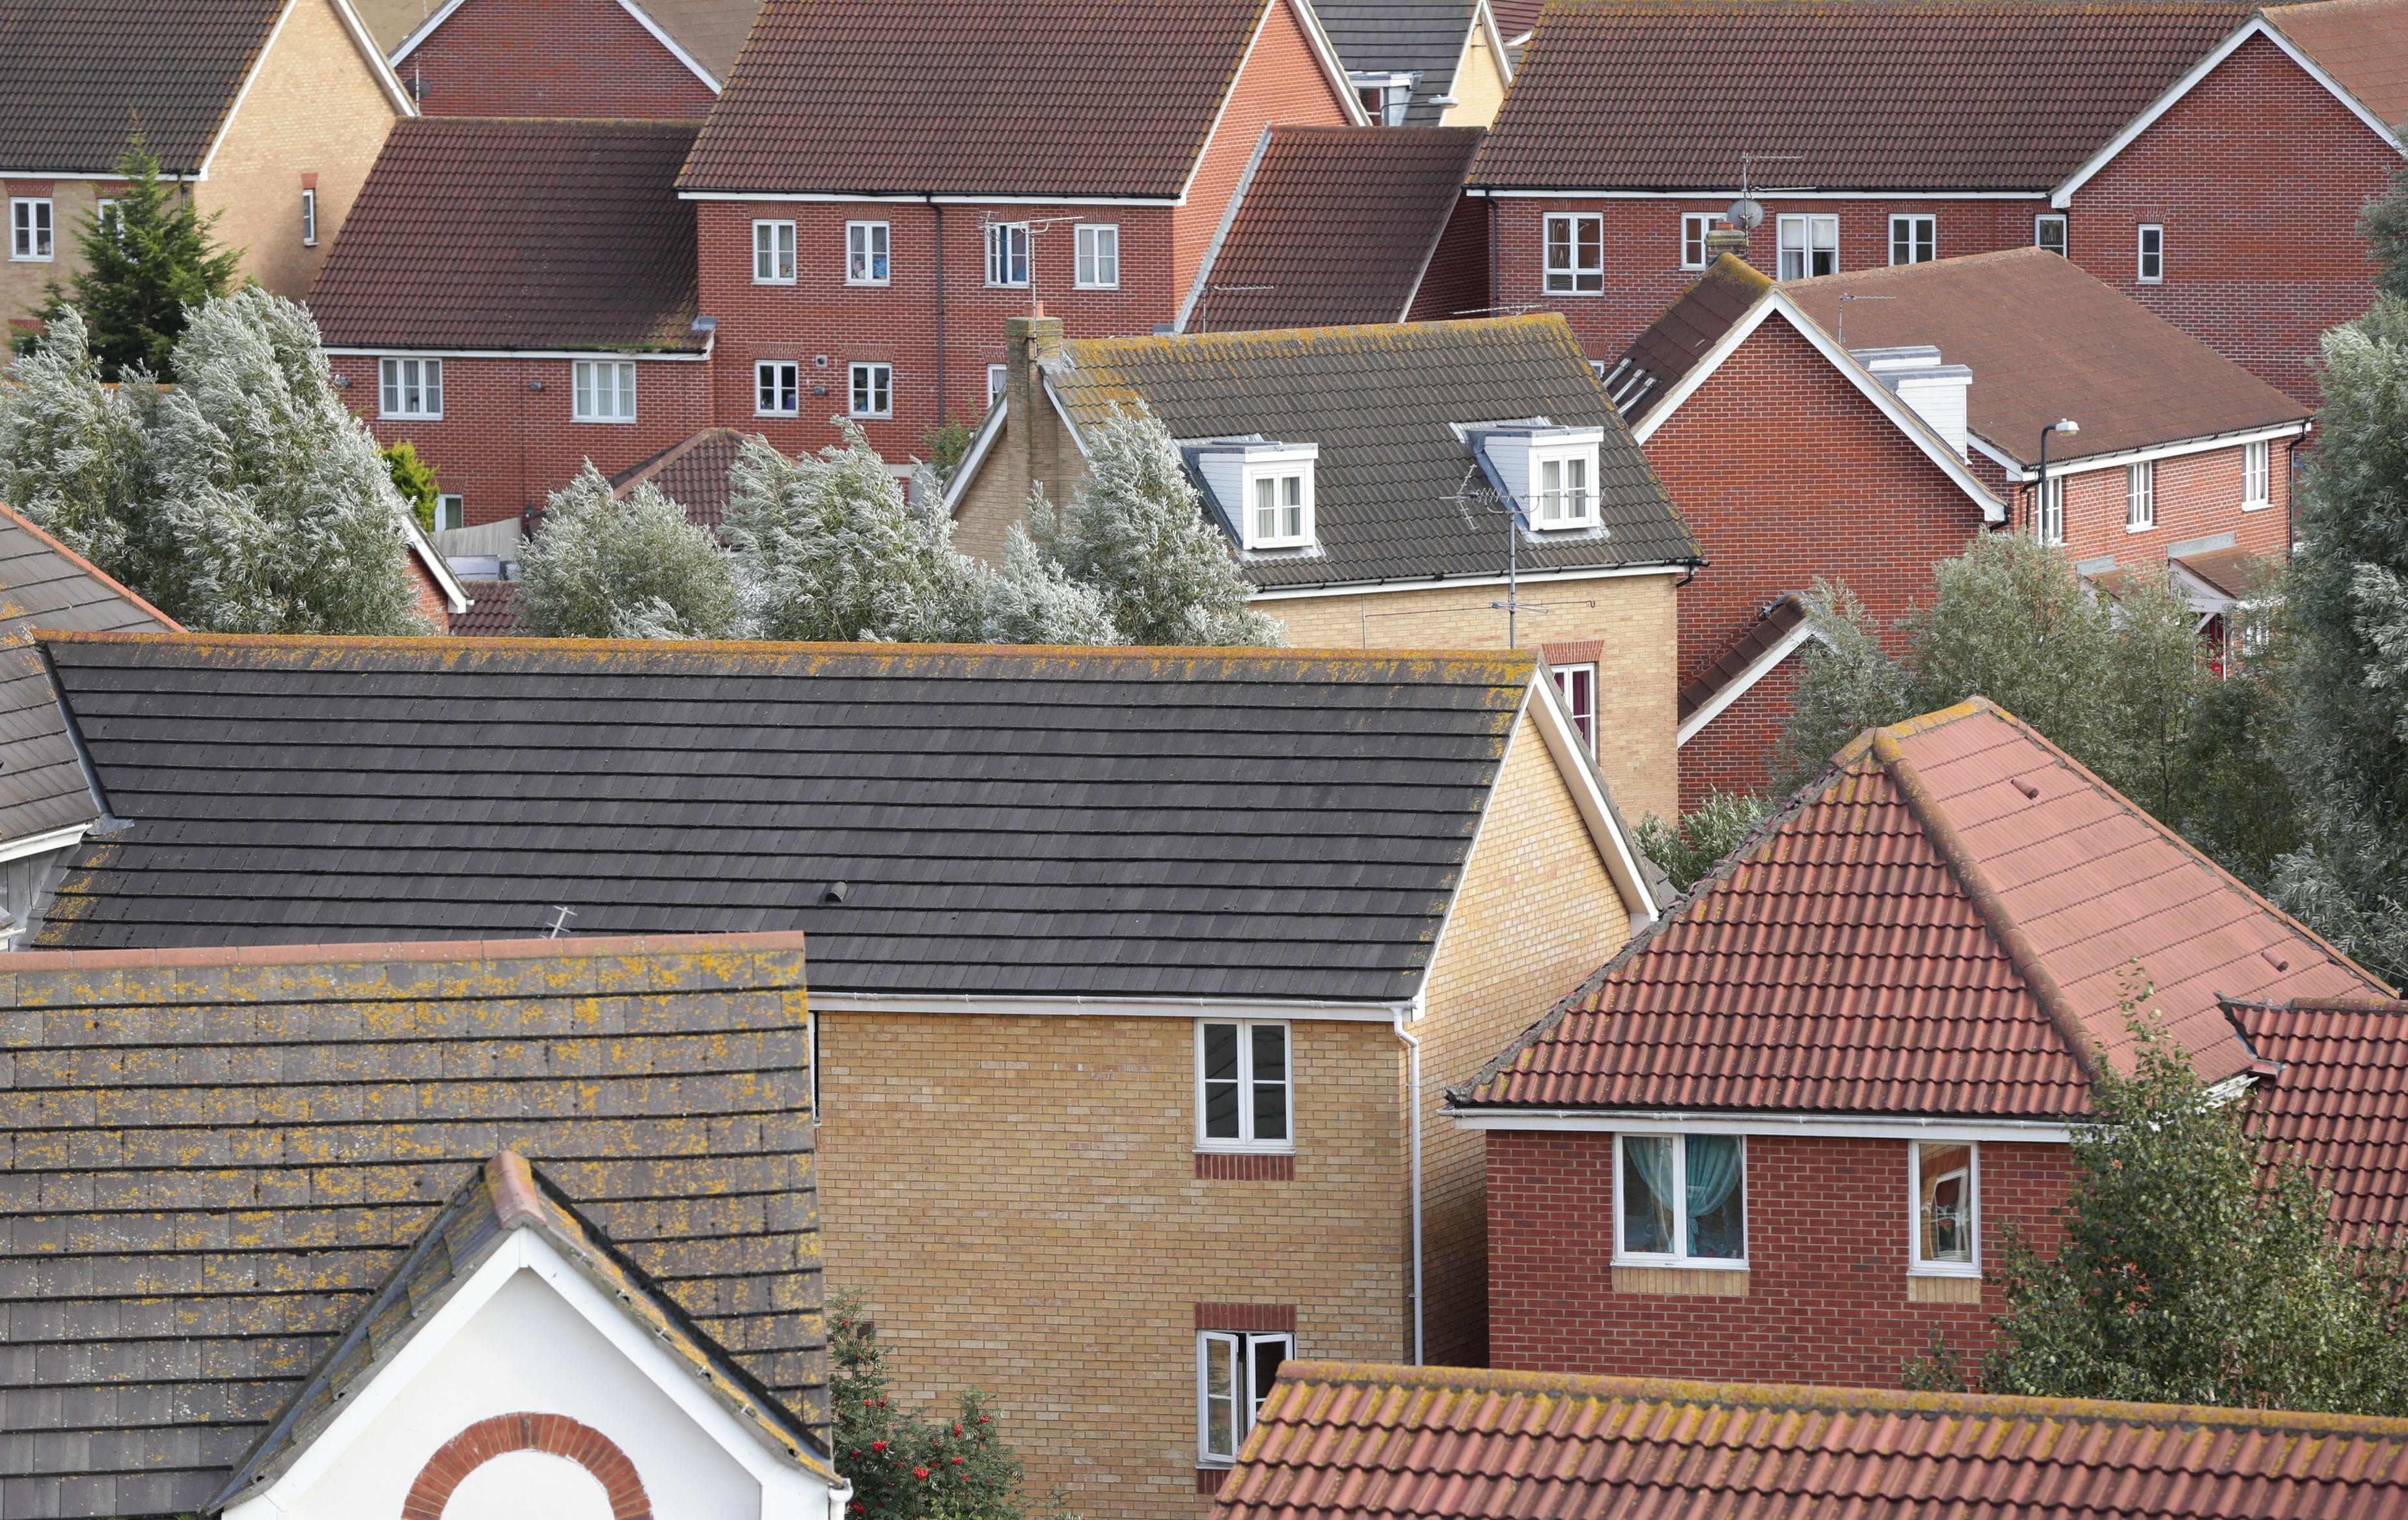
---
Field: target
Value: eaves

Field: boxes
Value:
[1447,1105,2079,1143]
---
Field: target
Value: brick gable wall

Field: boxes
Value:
[1679,645,1803,811]
[400,0,718,118]
[1405,194,1492,324]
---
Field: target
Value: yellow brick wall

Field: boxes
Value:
[0,182,104,325]
[1436,26,1509,128]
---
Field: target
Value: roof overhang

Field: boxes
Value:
[1176,0,1371,212]
[1448,1106,2077,1143]
[678,189,1184,204]
[1464,187,2049,200]
[1245,559,1691,600]
[324,345,709,361]
[401,511,472,615]
[1973,418,2312,480]
[1524,665,1662,926]
[1676,615,1831,747]
[810,991,1421,1020]
[616,0,723,90]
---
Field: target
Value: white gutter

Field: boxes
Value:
[1976,419,2312,481]
[1245,560,1688,601]
[324,346,709,362]
[1393,1013,1424,1366]
[1449,1107,2077,1143]
[806,990,1419,1021]
[0,820,91,866]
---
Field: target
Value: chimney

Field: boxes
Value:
[1002,312,1067,514]
[1851,344,1972,457]
[1704,226,1751,266]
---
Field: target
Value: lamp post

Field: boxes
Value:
[2034,419,2079,540]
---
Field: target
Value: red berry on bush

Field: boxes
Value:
[871,1441,888,1453]
[914,1467,931,1481]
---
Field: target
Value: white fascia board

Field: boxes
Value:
[1471,188,2049,200]
[1477,0,1513,85]
[938,398,1011,517]
[1043,374,1093,459]
[1525,665,1661,925]
[678,191,1184,205]
[1984,420,2313,480]
[196,0,301,182]
[617,0,722,90]
[400,511,472,613]
[0,820,90,866]
[809,991,1418,1021]
[330,0,422,113]
[1176,0,1371,209]
[323,346,707,361]
[1448,1107,2076,1143]
[1674,618,1828,747]
[390,0,469,61]
[1175,126,1276,332]
[1244,561,1688,601]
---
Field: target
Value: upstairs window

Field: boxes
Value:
[1197,1019,1290,1151]
[987,363,1008,408]
[2242,439,2270,508]
[433,493,466,532]
[2127,460,2155,530]
[1615,1133,1745,1265]
[379,357,442,419]
[1777,214,1837,279]
[573,359,636,422]
[849,361,892,418]
[754,219,796,283]
[301,187,317,247]
[756,359,799,415]
[1680,212,1716,269]
[1197,1331,1291,1465]
[847,221,889,284]
[1553,663,1596,749]
[1888,214,1934,266]
[2036,214,2068,257]
[2137,223,2164,283]
[1544,214,1602,294]
[1910,1142,1978,1275]
[986,221,1030,287]
[11,197,51,260]
[1533,451,1591,526]
[1075,223,1119,288]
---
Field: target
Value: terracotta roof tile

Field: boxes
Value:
[448,578,528,635]
[611,424,748,528]
[2266,0,2408,130]
[1216,1362,2408,1520]
[2231,997,2408,1245]
[0,0,287,173]
[310,118,703,352]
[1469,0,2250,191]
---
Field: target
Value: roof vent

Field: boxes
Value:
[1851,344,1972,458]
[822,880,849,905]
[2262,948,2290,973]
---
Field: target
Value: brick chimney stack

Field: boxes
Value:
[1001,311,1069,521]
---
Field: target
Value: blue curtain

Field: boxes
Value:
[1684,1135,1742,1256]
[1622,1136,1676,1252]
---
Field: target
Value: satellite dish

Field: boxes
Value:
[1725,197,1765,232]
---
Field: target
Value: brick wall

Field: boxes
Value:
[2018,437,2296,571]
[400,0,718,118]
[1678,645,1804,811]
[1405,195,1492,324]
[1486,1130,2071,1386]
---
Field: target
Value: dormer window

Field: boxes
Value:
[1192,439,1320,551]
[1534,452,1590,525]
[1252,473,1306,545]
[1472,424,1606,532]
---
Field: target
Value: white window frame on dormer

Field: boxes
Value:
[1244,465,1313,549]
[379,356,443,419]
[1528,443,1595,528]
[986,222,1030,288]
[1075,223,1119,288]
[1909,1140,1980,1278]
[754,219,796,283]
[2241,439,2270,509]
[11,197,52,261]
[846,221,889,285]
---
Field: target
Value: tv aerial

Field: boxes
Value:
[1725,152,1813,232]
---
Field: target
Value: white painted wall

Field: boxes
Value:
[444,1450,616,1519]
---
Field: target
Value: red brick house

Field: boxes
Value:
[673,0,1368,462]
[1468,0,2406,402]
[361,0,748,117]
[1452,698,2400,1388]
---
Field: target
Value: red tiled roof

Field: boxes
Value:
[310,118,703,352]
[1470,1,2249,191]
[681,0,1296,196]
[1215,1361,2408,1520]
[2232,997,2408,1244]
[2267,0,2408,130]
[612,426,747,529]
[1458,699,2390,1118]
[1192,127,1484,331]
[1675,592,1805,723]
[449,579,527,635]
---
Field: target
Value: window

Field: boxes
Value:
[2037,476,2064,546]
[846,221,888,284]
[301,187,318,247]
[1910,1142,1978,1275]
[2137,223,2164,283]
[985,221,1029,287]
[1614,1133,1745,1265]
[1197,1331,1291,1465]
[2036,214,2067,257]
[1543,214,1602,293]
[573,360,636,422]
[11,197,51,260]
[1533,452,1591,525]
[756,359,800,415]
[1197,1020,1290,1150]
[987,363,1008,408]
[1680,212,1716,270]
[1553,663,1596,749]
[849,361,892,418]
[2242,439,2270,508]
[1075,223,1119,288]
[433,493,466,532]
[754,219,796,283]
[379,357,443,419]
[1777,215,1837,280]
[1888,214,1935,266]
[2127,460,2155,530]
[1244,470,1312,549]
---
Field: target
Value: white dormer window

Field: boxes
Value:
[1474,425,1605,532]
[1193,440,1320,551]
[1534,453,1590,525]
[1252,472,1307,545]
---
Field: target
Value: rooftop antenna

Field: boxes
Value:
[1446,463,1548,648]
[981,213,1088,315]
[1196,284,1272,335]
[1833,292,1895,346]
[1721,152,1815,260]
[544,905,576,938]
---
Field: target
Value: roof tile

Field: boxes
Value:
[2231,997,2408,1244]
[0,0,287,173]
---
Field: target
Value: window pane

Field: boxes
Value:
[1249,1333,1289,1411]
[1251,1024,1287,1142]
[1254,478,1275,541]
[1685,1135,1745,1260]
[1203,1023,1240,1138]
[1918,1142,1973,1263]
[1620,1135,1675,1254]
[1203,1334,1238,1459]
[381,359,398,415]
[424,359,441,415]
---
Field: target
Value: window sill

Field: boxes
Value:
[2126,522,2154,534]
[2241,500,2271,512]
[1195,1152,1292,1181]
[1611,1264,1748,1297]
[573,418,638,426]
[1193,1143,1295,1157]
[845,280,891,288]
[752,279,798,286]
[1907,1273,1982,1304]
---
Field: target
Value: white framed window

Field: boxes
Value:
[1777,215,1837,280]
[849,361,892,418]
[1075,223,1119,288]
[95,197,118,236]
[2242,439,2270,508]
[985,221,1030,287]
[2036,214,2067,257]
[1553,663,1596,750]
[1197,1019,1291,1151]
[1249,472,1310,548]
[1680,212,1715,269]
[11,197,52,260]
[987,363,1008,408]
[756,359,800,415]
[754,219,796,283]
[1910,1140,1978,1276]
[301,187,318,247]
[1531,450,1592,527]
[1613,1133,1745,1266]
[1197,1331,1291,1465]
[2038,476,2064,546]
[1887,214,1934,266]
[379,357,443,419]
[573,359,636,422]
[846,221,888,285]
[433,493,466,532]
[2137,223,2163,283]
[1543,214,1602,294]
[2127,460,2155,530]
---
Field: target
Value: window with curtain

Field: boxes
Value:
[1615,1134,1745,1264]
[1911,1141,1978,1274]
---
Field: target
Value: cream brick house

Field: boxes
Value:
[945,314,1703,825]
[0,0,413,325]
[33,632,1669,1519]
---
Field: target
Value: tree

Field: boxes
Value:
[517,464,745,639]
[21,140,243,380]
[0,306,160,581]
[1633,790,1773,894]
[2360,161,2408,302]
[1027,408,1283,647]
[1767,580,1914,791]
[383,441,441,533]
[1978,974,2408,1414]
[728,428,975,643]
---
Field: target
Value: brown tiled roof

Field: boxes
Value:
[2231,997,2408,1245]
[1191,127,1484,331]
[0,0,288,173]
[1456,699,2390,1117]
[0,932,824,1520]
[1469,0,2249,191]
[1786,249,2307,465]
[1214,1361,2408,1520]
[2175,544,2268,600]
[310,118,704,352]
[612,424,748,528]
[2267,0,2408,130]
[449,577,528,634]
[681,0,1293,195]
[1675,590,1804,723]
[1602,252,1769,424]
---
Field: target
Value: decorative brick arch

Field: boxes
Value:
[403,1412,651,1520]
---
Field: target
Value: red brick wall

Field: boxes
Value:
[400,0,718,118]
[2010,437,2296,570]
[1406,193,1492,323]
[1680,646,1803,811]
[2062,33,2398,404]
[1487,1129,2071,1387]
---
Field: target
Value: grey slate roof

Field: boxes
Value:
[0,933,823,1520]
[34,636,1540,1004]
[0,503,174,846]
[0,0,287,173]
[1315,0,1484,124]
[1048,316,1701,591]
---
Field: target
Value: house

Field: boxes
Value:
[1209,1362,2408,1519]
[1315,0,1514,126]
[675,0,1369,460]
[29,632,1663,1516]
[1466,0,2407,402]
[371,0,750,117]
[1451,698,2398,1389]
[612,422,750,528]
[0,932,832,1520]
[1177,127,1489,333]
[312,117,710,529]
[944,314,1704,823]
[0,0,414,324]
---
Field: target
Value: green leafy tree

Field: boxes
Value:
[518,463,744,639]
[0,305,160,580]
[22,140,243,380]
[383,441,440,533]
[2360,161,2408,301]
[1634,790,1773,894]
[1768,579,1915,791]
[921,423,976,483]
